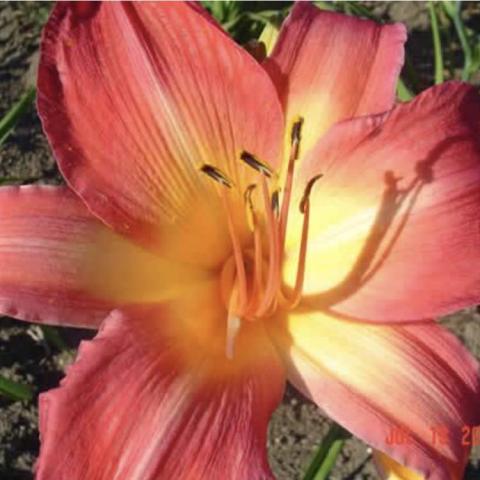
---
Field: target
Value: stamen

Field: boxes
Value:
[200,164,248,315]
[244,184,257,231]
[200,164,234,188]
[254,175,279,317]
[300,174,323,213]
[253,225,263,296]
[244,212,264,318]
[240,151,275,178]
[241,184,266,317]
[244,183,257,207]
[290,116,304,156]
[279,117,304,249]
[288,174,322,308]
[221,190,248,315]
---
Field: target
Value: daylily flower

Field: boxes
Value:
[1,2,480,479]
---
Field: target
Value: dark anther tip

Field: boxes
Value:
[291,117,304,146]
[240,151,274,178]
[200,164,233,188]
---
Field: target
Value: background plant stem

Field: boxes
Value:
[429,1,444,84]
[302,423,350,480]
[0,86,36,146]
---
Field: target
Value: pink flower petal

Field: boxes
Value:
[269,310,480,479]
[283,82,480,322]
[38,2,283,264]
[0,186,208,327]
[265,1,406,158]
[37,300,285,479]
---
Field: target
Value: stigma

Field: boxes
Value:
[200,117,321,359]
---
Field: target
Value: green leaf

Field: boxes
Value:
[0,87,36,146]
[41,325,68,351]
[0,175,39,186]
[0,375,33,402]
[245,10,286,28]
[443,1,473,81]
[442,0,458,18]
[202,1,240,25]
[314,1,338,12]
[342,2,378,20]
[470,42,480,72]
[302,423,350,480]
[396,78,414,102]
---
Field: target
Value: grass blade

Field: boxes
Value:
[443,1,473,81]
[429,1,444,84]
[0,86,36,146]
[397,78,414,102]
[0,375,33,402]
[41,325,67,351]
[302,423,350,480]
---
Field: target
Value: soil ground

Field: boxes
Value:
[0,2,479,479]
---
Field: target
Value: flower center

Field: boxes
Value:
[201,118,321,359]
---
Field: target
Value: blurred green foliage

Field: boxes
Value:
[201,0,480,99]
[0,374,33,402]
[202,1,289,42]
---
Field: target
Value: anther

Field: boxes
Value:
[200,164,234,188]
[291,117,304,146]
[244,184,257,231]
[244,184,257,208]
[300,174,323,214]
[240,151,275,178]
[271,190,280,217]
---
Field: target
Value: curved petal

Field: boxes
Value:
[268,310,480,480]
[264,1,406,159]
[374,451,424,480]
[37,292,285,480]
[0,186,208,327]
[38,2,283,265]
[283,82,480,322]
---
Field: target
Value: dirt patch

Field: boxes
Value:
[0,2,479,479]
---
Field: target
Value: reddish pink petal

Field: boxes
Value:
[37,301,285,479]
[270,311,480,479]
[283,82,480,322]
[265,1,406,157]
[0,186,208,327]
[38,2,283,263]
[0,186,112,327]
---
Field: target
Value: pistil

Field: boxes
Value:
[286,174,323,309]
[221,190,248,315]
[226,285,241,360]
[243,185,264,314]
